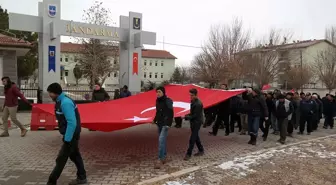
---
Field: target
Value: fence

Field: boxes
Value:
[63,89,116,100]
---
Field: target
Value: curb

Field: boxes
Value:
[137,133,336,185]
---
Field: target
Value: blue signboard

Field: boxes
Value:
[48,46,56,72]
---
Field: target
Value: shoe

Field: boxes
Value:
[240,132,246,135]
[194,151,204,157]
[47,182,56,185]
[323,126,328,129]
[263,136,267,141]
[0,132,9,137]
[287,133,293,137]
[307,132,311,135]
[183,155,191,161]
[238,128,242,132]
[330,127,334,129]
[225,133,229,136]
[251,135,257,145]
[162,157,171,164]
[21,129,28,137]
[209,132,216,136]
[68,179,87,185]
[248,135,253,144]
[154,160,163,169]
[297,132,303,135]
[277,139,285,144]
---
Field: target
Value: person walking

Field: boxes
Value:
[46,83,87,185]
[298,93,316,135]
[275,94,294,144]
[0,76,31,137]
[184,88,205,160]
[152,86,174,169]
[323,94,335,129]
[246,88,268,145]
[240,89,249,135]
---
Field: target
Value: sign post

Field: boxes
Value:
[9,0,156,101]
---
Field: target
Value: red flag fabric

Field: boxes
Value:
[262,84,271,90]
[290,89,295,93]
[32,84,245,132]
[132,52,138,75]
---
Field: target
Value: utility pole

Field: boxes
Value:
[300,50,303,92]
[163,36,165,50]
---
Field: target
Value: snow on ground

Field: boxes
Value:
[163,141,336,185]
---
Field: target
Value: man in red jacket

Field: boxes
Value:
[0,77,31,137]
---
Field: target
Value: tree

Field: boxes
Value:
[285,65,312,90]
[76,2,118,89]
[325,26,336,44]
[191,18,251,86]
[313,48,336,92]
[0,6,38,86]
[171,67,181,83]
[73,64,83,85]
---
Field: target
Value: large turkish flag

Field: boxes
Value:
[32,84,245,132]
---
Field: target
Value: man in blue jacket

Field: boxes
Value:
[46,83,87,185]
[298,93,317,135]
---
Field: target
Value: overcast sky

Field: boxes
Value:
[2,0,336,66]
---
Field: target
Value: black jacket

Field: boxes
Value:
[185,98,204,130]
[230,96,242,113]
[246,94,268,117]
[323,99,336,117]
[92,88,110,102]
[216,99,231,115]
[266,97,275,117]
[300,99,317,116]
[153,96,174,127]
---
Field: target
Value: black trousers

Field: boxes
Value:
[259,118,270,138]
[213,113,230,135]
[324,115,334,128]
[299,115,312,133]
[204,110,216,127]
[287,119,294,134]
[48,139,86,184]
[230,113,241,132]
[187,127,204,156]
[174,117,183,127]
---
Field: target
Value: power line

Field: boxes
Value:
[156,41,202,49]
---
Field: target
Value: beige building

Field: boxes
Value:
[59,43,177,88]
[238,39,336,89]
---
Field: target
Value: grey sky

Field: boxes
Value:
[2,0,336,66]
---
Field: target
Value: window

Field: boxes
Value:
[150,61,152,66]
[65,57,68,62]
[60,58,62,62]
[161,61,164,66]
[114,72,117,77]
[149,72,152,78]
[144,72,147,78]
[113,59,117,65]
[64,70,69,76]
[144,60,147,66]
[155,61,158,66]
[155,72,158,78]
[161,73,163,78]
[108,73,111,77]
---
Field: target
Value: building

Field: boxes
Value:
[60,43,177,88]
[237,39,336,89]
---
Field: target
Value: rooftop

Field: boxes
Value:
[0,33,32,48]
[61,42,177,59]
[239,39,335,54]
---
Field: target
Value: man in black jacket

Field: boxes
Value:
[91,83,110,102]
[184,88,204,160]
[152,86,174,169]
[323,94,335,129]
[298,93,317,135]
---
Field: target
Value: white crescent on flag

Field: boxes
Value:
[140,101,190,115]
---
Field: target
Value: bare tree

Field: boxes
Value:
[285,65,313,90]
[313,48,336,92]
[325,26,336,44]
[76,1,119,88]
[191,17,251,86]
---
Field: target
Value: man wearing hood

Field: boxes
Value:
[120,85,131,98]
[0,76,31,137]
[46,83,87,185]
[91,83,110,102]
[152,86,174,169]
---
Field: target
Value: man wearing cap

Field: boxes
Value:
[152,86,174,169]
[184,88,205,160]
[46,83,87,185]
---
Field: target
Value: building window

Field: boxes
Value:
[113,60,117,65]
[161,61,164,66]
[60,58,62,62]
[64,70,69,76]
[149,61,152,66]
[108,73,111,77]
[144,72,147,78]
[114,72,117,77]
[65,58,68,62]
[149,72,152,78]
[155,72,158,78]
[155,61,158,66]
[161,73,163,78]
[144,60,147,66]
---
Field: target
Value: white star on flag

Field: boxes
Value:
[125,116,151,123]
